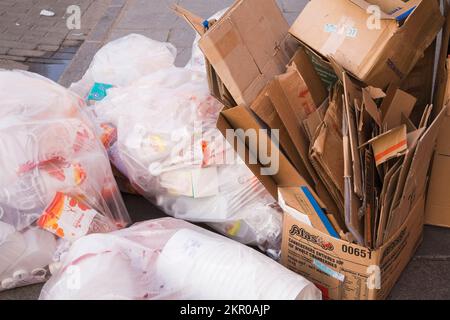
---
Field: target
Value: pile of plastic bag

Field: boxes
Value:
[70,32,283,255]
[0,70,130,291]
[39,217,321,300]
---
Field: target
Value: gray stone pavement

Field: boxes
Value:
[0,0,110,80]
[1,0,450,300]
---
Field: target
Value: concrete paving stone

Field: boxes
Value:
[66,29,90,41]
[0,12,21,23]
[123,0,173,15]
[62,39,82,47]
[174,46,192,67]
[50,51,74,60]
[0,58,29,70]
[87,5,123,42]
[80,0,111,30]
[281,0,308,13]
[167,26,195,48]
[107,28,169,42]
[0,39,37,50]
[8,48,48,57]
[20,28,47,38]
[4,4,29,14]
[389,260,450,300]
[0,54,26,61]
[58,40,102,87]
[416,226,450,258]
[0,32,22,41]
[178,0,234,16]
[115,9,178,30]
[37,44,60,51]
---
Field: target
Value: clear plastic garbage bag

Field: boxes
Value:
[0,70,130,291]
[94,66,283,255]
[69,34,177,99]
[39,217,322,300]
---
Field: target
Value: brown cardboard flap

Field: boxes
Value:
[250,87,307,177]
[171,4,207,36]
[364,125,407,167]
[197,0,292,106]
[268,75,318,186]
[426,154,450,228]
[310,83,346,226]
[387,106,447,237]
[343,73,364,197]
[380,85,417,129]
[218,106,312,199]
[289,47,328,106]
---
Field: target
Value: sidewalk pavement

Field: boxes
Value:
[0,0,110,79]
[0,0,450,300]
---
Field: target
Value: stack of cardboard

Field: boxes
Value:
[175,0,448,300]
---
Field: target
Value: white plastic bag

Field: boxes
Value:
[39,218,321,300]
[70,34,177,99]
[94,67,283,254]
[0,70,130,291]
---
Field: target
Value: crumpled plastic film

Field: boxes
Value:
[69,34,177,99]
[94,66,283,254]
[0,70,130,291]
[39,218,321,300]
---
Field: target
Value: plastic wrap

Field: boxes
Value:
[39,217,321,300]
[94,66,283,254]
[69,34,177,99]
[0,70,130,291]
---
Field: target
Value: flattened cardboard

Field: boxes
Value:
[268,72,319,185]
[363,148,376,248]
[310,84,346,222]
[289,0,444,88]
[343,73,364,197]
[288,47,328,107]
[366,125,408,166]
[380,85,417,129]
[304,98,328,141]
[217,106,318,200]
[388,106,447,235]
[343,106,364,245]
[279,187,339,238]
[250,87,310,181]
[362,88,382,126]
[401,40,436,124]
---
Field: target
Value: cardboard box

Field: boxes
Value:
[289,0,444,89]
[281,194,425,300]
[176,0,297,107]
[281,104,446,299]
